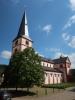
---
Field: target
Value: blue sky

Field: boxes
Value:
[0,0,75,68]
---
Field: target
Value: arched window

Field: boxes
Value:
[58,74,59,77]
[45,73,47,76]
[50,73,52,77]
[68,65,70,68]
[26,40,29,45]
[14,48,18,53]
[55,74,56,77]
[60,65,63,68]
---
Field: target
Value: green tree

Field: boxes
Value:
[3,52,23,89]
[3,47,44,91]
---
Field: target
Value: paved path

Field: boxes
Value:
[12,87,75,100]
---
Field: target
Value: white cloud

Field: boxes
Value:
[45,48,60,52]
[62,33,70,41]
[42,24,52,34]
[35,51,44,57]
[54,52,75,68]
[68,36,75,48]
[69,0,75,11]
[1,50,11,59]
[63,15,75,30]
[54,52,65,58]
[69,53,75,69]
[62,33,75,48]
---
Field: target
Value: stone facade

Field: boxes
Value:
[53,56,71,82]
[12,36,32,54]
[44,71,62,84]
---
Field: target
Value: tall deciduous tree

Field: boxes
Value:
[3,47,44,90]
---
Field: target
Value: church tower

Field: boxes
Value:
[12,11,33,54]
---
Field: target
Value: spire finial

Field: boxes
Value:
[60,54,64,58]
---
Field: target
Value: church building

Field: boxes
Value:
[12,11,71,84]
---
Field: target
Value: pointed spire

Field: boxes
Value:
[25,10,29,37]
[17,11,29,37]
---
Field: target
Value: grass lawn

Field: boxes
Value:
[42,82,75,89]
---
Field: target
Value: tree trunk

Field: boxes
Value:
[16,86,18,91]
[27,87,29,92]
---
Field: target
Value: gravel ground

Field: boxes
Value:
[12,87,75,100]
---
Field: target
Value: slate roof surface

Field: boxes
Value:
[43,66,62,73]
[53,56,68,64]
[41,57,54,64]
[13,12,32,42]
